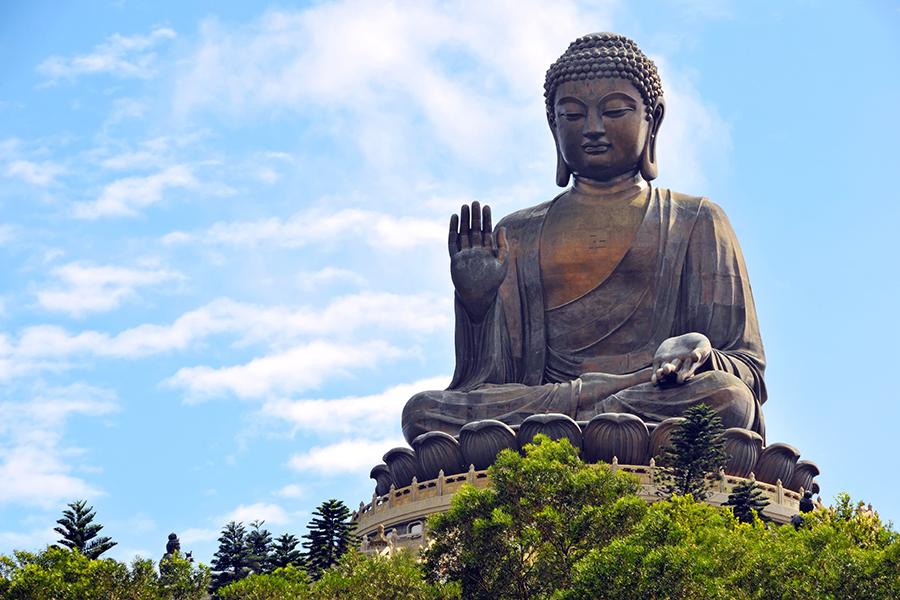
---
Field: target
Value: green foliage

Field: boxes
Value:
[311,551,458,600]
[211,521,252,594]
[562,494,900,599]
[302,499,355,579]
[159,552,212,599]
[0,545,209,600]
[53,499,117,559]
[724,479,770,524]
[246,520,274,575]
[424,435,645,600]
[655,403,727,500]
[217,564,311,600]
[270,534,304,570]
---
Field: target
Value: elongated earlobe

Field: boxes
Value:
[640,101,665,181]
[556,146,572,187]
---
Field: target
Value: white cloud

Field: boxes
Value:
[179,527,219,545]
[37,27,176,82]
[0,527,57,551]
[5,159,65,186]
[0,224,15,245]
[0,383,118,507]
[2,292,448,379]
[173,2,607,163]
[223,502,290,525]
[275,484,305,499]
[296,267,366,290]
[652,57,732,193]
[168,339,404,401]
[73,165,199,219]
[164,208,445,250]
[36,262,182,317]
[288,437,405,475]
[262,376,448,434]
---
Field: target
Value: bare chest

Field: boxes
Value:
[539,198,647,309]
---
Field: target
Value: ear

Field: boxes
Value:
[548,115,571,187]
[640,98,665,181]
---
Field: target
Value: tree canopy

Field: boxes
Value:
[53,500,117,560]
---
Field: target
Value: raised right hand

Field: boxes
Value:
[448,201,508,321]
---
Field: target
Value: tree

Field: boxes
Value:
[655,403,727,500]
[53,500,117,559]
[211,521,252,595]
[246,520,273,575]
[270,534,304,570]
[0,545,210,600]
[425,435,646,600]
[312,550,459,600]
[302,499,355,579]
[724,478,770,524]
[217,564,310,600]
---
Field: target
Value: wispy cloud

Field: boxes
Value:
[2,292,449,380]
[262,376,448,434]
[73,165,199,219]
[168,340,404,402]
[163,208,445,250]
[38,26,176,82]
[288,437,405,475]
[0,383,118,507]
[36,262,183,317]
[222,502,290,525]
[5,159,65,187]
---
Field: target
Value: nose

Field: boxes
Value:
[584,109,606,139]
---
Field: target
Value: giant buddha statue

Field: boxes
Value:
[402,33,766,445]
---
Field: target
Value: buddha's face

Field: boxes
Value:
[553,77,651,182]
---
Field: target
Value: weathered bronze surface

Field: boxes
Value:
[402,32,767,446]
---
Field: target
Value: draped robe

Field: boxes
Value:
[401,186,766,444]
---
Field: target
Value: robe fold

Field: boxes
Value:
[401,186,766,444]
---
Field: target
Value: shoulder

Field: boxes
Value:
[659,188,732,227]
[496,198,556,233]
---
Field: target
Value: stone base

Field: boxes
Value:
[353,463,804,555]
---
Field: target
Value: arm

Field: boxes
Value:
[671,199,767,403]
[447,202,516,391]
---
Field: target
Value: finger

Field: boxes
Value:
[448,214,460,257]
[496,227,509,262]
[460,204,471,249]
[483,205,494,249]
[470,201,482,246]
[676,356,695,384]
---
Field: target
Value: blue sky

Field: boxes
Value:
[1,0,898,564]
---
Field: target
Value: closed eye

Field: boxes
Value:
[603,107,634,118]
[559,111,585,121]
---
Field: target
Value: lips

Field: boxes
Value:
[582,142,611,154]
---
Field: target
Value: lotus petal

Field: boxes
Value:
[459,420,518,470]
[583,412,650,465]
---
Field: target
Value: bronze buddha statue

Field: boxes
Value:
[401,33,765,445]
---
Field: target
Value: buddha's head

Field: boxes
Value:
[545,33,665,186]
[166,533,181,554]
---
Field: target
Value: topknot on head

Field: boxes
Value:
[544,32,663,124]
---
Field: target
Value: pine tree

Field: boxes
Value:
[210,521,251,594]
[53,500,117,559]
[655,403,727,501]
[302,499,355,579]
[725,478,770,523]
[246,520,273,574]
[271,533,304,569]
